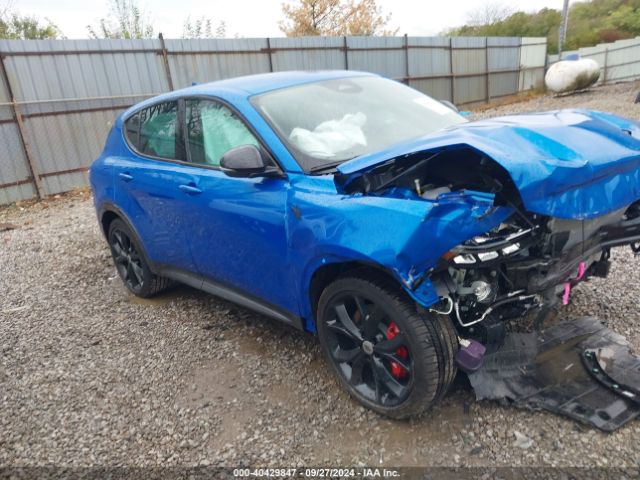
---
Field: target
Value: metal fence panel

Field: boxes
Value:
[408,78,452,102]
[346,36,406,79]
[604,38,640,83]
[487,37,519,99]
[451,37,487,75]
[0,120,34,204]
[165,38,271,88]
[0,39,164,197]
[407,37,450,77]
[451,37,487,105]
[24,108,121,195]
[0,35,547,205]
[271,36,345,71]
[0,39,167,116]
[520,37,547,91]
[489,71,519,98]
[0,182,36,205]
[0,45,34,204]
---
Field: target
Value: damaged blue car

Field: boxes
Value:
[90,71,640,418]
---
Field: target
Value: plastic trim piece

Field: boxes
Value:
[158,266,305,331]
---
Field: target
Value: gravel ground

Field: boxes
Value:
[2,81,640,470]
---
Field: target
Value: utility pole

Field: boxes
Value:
[558,0,570,60]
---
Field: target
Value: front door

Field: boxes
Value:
[178,98,294,314]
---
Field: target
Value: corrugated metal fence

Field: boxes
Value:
[548,36,640,85]
[0,35,547,205]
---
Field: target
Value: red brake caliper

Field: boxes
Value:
[385,322,409,379]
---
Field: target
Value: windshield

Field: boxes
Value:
[251,75,466,171]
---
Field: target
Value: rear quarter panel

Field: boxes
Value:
[89,122,123,230]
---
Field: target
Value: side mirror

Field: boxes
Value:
[220,145,280,178]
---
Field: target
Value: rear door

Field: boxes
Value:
[114,100,196,272]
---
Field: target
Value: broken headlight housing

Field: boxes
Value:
[440,220,541,328]
[449,221,535,266]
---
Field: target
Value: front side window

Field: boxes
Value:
[251,76,466,171]
[124,101,181,160]
[185,99,260,166]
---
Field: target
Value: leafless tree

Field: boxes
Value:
[466,1,514,27]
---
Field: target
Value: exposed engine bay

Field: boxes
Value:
[353,147,640,348]
[432,206,640,346]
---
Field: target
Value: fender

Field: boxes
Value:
[97,202,158,276]
[298,252,442,329]
[288,184,513,333]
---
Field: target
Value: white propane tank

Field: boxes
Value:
[545,58,601,94]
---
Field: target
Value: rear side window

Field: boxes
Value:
[184,99,259,166]
[124,112,140,147]
[124,101,182,160]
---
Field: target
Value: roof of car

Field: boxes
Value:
[185,70,376,96]
[121,70,376,119]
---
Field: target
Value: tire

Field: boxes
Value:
[107,218,172,298]
[317,274,458,419]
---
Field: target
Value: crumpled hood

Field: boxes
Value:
[336,109,640,219]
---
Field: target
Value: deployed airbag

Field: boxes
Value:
[289,112,367,159]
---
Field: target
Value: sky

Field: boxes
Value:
[10,0,567,39]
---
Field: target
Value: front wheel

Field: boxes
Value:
[317,275,458,419]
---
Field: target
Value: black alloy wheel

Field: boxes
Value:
[317,275,458,418]
[107,218,172,298]
[110,227,145,292]
[323,292,412,406]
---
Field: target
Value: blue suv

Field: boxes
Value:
[91,71,640,417]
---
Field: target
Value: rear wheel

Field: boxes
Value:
[107,218,171,298]
[317,275,458,418]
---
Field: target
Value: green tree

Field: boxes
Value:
[447,0,640,54]
[0,14,61,39]
[447,7,561,51]
[0,2,61,39]
[87,0,154,39]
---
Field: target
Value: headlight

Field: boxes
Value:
[502,243,520,255]
[453,254,476,264]
[477,251,499,261]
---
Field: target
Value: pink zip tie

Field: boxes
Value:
[576,261,586,281]
[562,282,571,305]
[563,262,587,305]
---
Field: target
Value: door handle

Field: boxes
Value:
[179,184,203,195]
[118,172,133,182]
